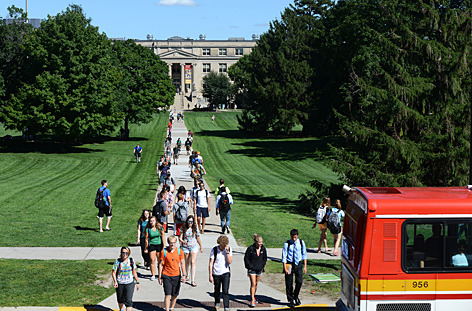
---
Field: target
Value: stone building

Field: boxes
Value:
[136,35,257,109]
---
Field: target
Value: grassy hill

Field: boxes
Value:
[0,115,166,247]
[185,111,340,248]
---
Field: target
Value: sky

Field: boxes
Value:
[2,0,294,40]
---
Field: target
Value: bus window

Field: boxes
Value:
[403,222,443,271]
[445,221,472,269]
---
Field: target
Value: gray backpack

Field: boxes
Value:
[175,202,187,223]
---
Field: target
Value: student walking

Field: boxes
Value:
[137,209,151,268]
[173,193,188,236]
[153,190,170,233]
[244,234,267,307]
[328,199,345,256]
[133,144,142,163]
[194,181,210,233]
[144,216,165,281]
[96,179,112,233]
[159,235,187,311]
[179,215,203,287]
[215,187,233,234]
[282,229,307,307]
[209,235,233,311]
[112,247,140,311]
[314,197,331,253]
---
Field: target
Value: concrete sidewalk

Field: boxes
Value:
[0,112,338,311]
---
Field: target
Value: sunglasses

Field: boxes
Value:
[188,221,194,223]
[121,251,129,255]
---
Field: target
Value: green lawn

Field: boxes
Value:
[0,115,166,247]
[185,111,340,248]
[0,259,114,307]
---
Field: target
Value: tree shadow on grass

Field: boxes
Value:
[227,138,341,162]
[233,193,295,214]
[0,136,148,154]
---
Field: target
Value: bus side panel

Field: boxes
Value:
[369,219,402,275]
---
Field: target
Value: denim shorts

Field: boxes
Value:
[248,269,263,276]
[182,244,200,254]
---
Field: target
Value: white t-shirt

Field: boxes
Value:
[196,189,208,208]
[210,246,232,275]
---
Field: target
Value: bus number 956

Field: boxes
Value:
[412,281,429,288]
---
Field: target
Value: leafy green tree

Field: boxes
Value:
[2,5,121,139]
[202,71,232,109]
[0,6,33,123]
[329,0,472,186]
[112,39,174,136]
[229,0,332,133]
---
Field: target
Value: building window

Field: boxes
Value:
[202,48,210,56]
[203,63,211,73]
[219,63,227,73]
[219,48,227,56]
[235,48,243,56]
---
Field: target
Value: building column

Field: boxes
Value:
[168,63,172,77]
[192,63,197,92]
[180,63,185,94]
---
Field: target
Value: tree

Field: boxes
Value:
[2,5,121,139]
[229,0,332,133]
[0,6,33,124]
[112,39,175,136]
[328,0,472,186]
[202,71,232,109]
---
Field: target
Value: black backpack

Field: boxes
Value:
[153,199,166,219]
[94,187,106,208]
[218,193,231,213]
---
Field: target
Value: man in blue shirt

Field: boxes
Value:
[98,179,112,232]
[133,144,143,163]
[282,229,307,307]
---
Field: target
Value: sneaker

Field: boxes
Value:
[295,298,301,306]
[214,302,220,311]
[150,276,155,281]
[250,300,256,308]
[226,227,230,234]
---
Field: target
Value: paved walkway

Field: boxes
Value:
[0,111,337,311]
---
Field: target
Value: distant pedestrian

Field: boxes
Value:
[176,138,182,151]
[215,178,231,195]
[209,235,233,311]
[314,197,331,253]
[216,187,233,234]
[194,181,210,233]
[164,173,176,193]
[96,179,112,233]
[185,137,192,155]
[212,115,215,124]
[133,144,142,163]
[179,215,203,287]
[137,209,151,269]
[159,235,187,311]
[244,234,267,307]
[144,216,165,281]
[173,144,179,165]
[282,229,307,307]
[112,246,140,311]
[328,199,345,256]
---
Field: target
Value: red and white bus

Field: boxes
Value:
[337,187,472,311]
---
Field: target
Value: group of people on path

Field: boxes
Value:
[98,111,344,311]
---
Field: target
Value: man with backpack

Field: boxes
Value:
[215,179,231,195]
[185,137,192,155]
[215,186,233,234]
[96,179,112,233]
[194,182,210,234]
[282,229,307,307]
[159,235,186,311]
[153,191,169,231]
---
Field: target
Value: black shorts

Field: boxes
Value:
[135,152,141,157]
[162,274,181,296]
[149,243,163,253]
[248,269,263,276]
[97,205,112,218]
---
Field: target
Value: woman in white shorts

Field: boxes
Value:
[179,215,203,286]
